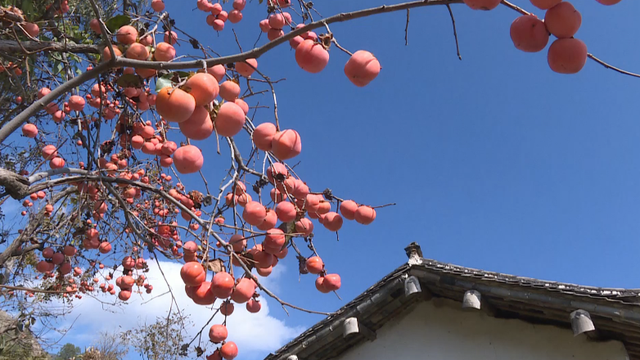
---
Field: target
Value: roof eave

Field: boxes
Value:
[267,251,640,360]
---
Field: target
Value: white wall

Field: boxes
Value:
[339,298,629,360]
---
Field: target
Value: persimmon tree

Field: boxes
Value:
[0,0,632,358]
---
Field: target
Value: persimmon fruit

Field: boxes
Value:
[242,201,267,226]
[246,299,261,313]
[154,42,176,61]
[295,217,314,236]
[219,81,241,101]
[547,38,587,74]
[207,64,226,82]
[463,0,501,10]
[125,43,149,60]
[235,59,257,77]
[323,273,341,291]
[230,278,255,303]
[510,15,549,53]
[179,106,214,140]
[209,324,228,343]
[214,102,245,137]
[295,39,329,74]
[271,130,301,160]
[116,25,138,44]
[339,200,358,220]
[344,50,381,87]
[184,73,219,106]
[275,201,297,222]
[529,0,561,9]
[173,145,204,174]
[544,2,581,39]
[253,123,277,151]
[354,206,376,225]
[266,162,288,183]
[180,262,206,287]
[156,87,196,123]
[220,300,234,315]
[151,0,165,11]
[220,342,238,360]
[263,229,285,254]
[192,281,217,305]
[322,212,343,231]
[211,272,235,298]
[22,124,38,138]
[306,256,323,274]
[315,276,331,293]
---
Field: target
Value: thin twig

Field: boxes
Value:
[500,0,530,15]
[0,284,75,294]
[87,0,116,65]
[587,54,640,79]
[107,0,467,71]
[446,5,461,60]
[371,202,396,209]
[404,9,410,46]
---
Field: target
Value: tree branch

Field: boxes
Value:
[0,61,111,144]
[11,168,332,314]
[0,284,75,294]
[112,0,464,70]
[0,187,76,268]
[1,0,636,149]
[28,167,91,184]
[1,1,463,145]
[587,53,640,79]
[0,39,101,55]
[0,168,29,199]
[0,7,25,23]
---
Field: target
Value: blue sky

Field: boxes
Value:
[31,0,640,359]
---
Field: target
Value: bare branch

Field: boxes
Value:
[0,61,111,144]
[111,0,465,71]
[0,39,101,55]
[405,9,410,46]
[0,187,76,267]
[587,54,640,79]
[0,168,29,199]
[87,0,116,66]
[0,7,25,23]
[0,284,75,294]
[445,5,461,60]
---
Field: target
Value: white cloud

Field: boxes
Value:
[48,260,305,359]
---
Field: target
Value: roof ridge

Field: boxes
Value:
[416,257,640,297]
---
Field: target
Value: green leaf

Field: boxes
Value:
[53,61,63,75]
[155,76,172,93]
[21,0,33,20]
[105,15,131,33]
[68,54,80,63]
[172,71,192,80]
[117,73,143,88]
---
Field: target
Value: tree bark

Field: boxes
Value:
[0,39,101,54]
[0,169,29,199]
[0,187,75,268]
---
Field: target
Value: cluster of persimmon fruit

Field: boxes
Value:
[14,0,382,356]
[30,221,154,302]
[465,0,622,74]
[10,0,626,358]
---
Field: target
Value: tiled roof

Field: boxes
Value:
[265,242,640,360]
